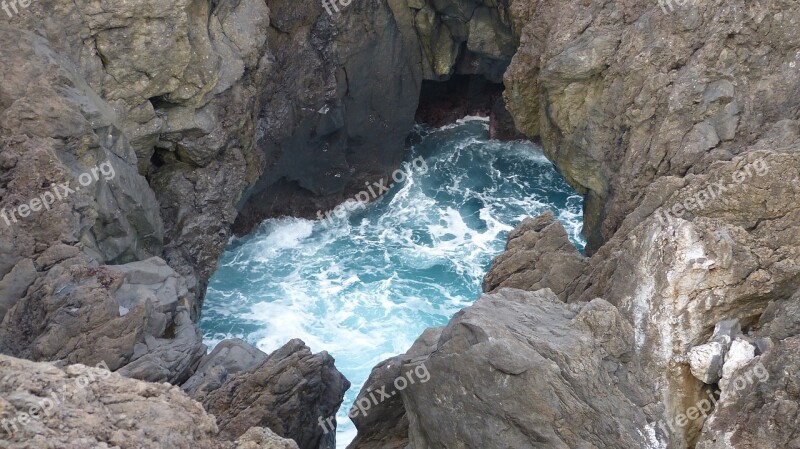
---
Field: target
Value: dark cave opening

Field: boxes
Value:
[414,74,525,141]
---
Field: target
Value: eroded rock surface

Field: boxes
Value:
[353,289,656,449]
[0,354,298,449]
[482,211,586,300]
[192,339,350,449]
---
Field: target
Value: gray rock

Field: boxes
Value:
[354,289,655,449]
[695,336,799,449]
[192,339,350,449]
[711,319,742,348]
[347,327,443,449]
[182,339,269,395]
[755,290,800,341]
[482,211,586,300]
[0,259,37,323]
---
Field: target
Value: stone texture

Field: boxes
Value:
[688,342,725,385]
[192,339,350,449]
[347,327,443,449]
[182,338,269,396]
[353,289,656,449]
[0,354,297,449]
[695,336,800,449]
[482,211,586,300]
[504,0,799,253]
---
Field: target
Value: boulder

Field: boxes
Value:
[482,211,586,300]
[182,338,269,395]
[192,339,350,449]
[688,342,726,385]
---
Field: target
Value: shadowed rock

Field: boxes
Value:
[191,339,350,449]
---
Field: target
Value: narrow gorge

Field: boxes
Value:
[0,1,798,449]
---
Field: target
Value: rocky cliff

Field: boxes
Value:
[354,1,800,449]
[1,0,799,448]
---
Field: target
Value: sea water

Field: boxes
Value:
[200,118,584,447]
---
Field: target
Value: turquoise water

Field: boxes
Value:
[200,118,584,447]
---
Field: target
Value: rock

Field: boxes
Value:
[504,0,800,253]
[0,354,297,449]
[0,259,37,323]
[116,307,207,385]
[687,342,725,384]
[719,339,756,390]
[192,339,350,449]
[710,319,741,348]
[695,336,799,449]
[482,211,586,300]
[354,289,655,448]
[347,327,443,449]
[234,428,300,449]
[0,0,271,386]
[0,258,206,385]
[755,290,800,341]
[182,339,269,395]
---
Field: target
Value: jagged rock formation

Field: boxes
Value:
[482,211,586,300]
[0,354,298,449]
[190,339,350,449]
[352,289,657,448]
[233,0,523,233]
[2,0,800,448]
[182,338,270,395]
[353,1,800,449]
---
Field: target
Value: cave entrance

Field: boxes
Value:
[414,74,523,141]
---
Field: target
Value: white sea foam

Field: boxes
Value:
[200,120,585,448]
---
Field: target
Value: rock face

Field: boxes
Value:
[0,0,271,381]
[504,0,800,253]
[482,211,586,300]
[191,339,350,449]
[353,1,800,449]
[695,336,800,449]
[0,354,298,449]
[347,327,442,449]
[233,0,521,233]
[352,289,656,448]
[3,0,800,449]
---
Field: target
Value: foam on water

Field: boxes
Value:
[200,118,585,447]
